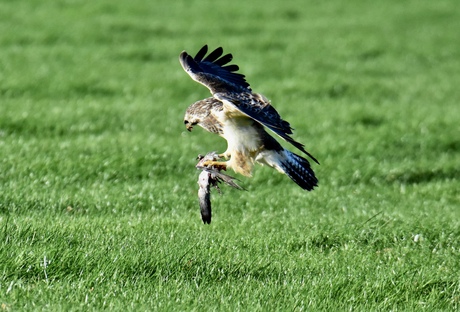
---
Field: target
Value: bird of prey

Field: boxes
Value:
[180,45,319,191]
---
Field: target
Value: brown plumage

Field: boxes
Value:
[181,45,318,191]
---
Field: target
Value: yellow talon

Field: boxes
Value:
[218,153,230,160]
[202,160,227,171]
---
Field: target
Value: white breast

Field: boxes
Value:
[225,119,261,152]
[214,106,262,157]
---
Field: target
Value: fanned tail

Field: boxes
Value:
[278,150,318,191]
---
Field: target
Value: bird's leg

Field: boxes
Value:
[218,149,231,160]
[218,153,228,159]
[202,160,227,171]
[196,152,228,171]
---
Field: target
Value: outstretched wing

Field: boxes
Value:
[215,92,320,165]
[180,45,319,165]
[179,45,251,94]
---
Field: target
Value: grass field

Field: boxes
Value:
[1,0,459,310]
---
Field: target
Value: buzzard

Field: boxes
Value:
[180,45,319,191]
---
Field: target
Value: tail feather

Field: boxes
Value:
[278,150,318,191]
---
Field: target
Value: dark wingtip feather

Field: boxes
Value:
[203,47,223,62]
[181,45,251,91]
[194,45,208,62]
[291,141,320,165]
[214,53,233,66]
[222,64,240,72]
[269,126,319,165]
[299,145,320,165]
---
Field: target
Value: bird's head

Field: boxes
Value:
[183,112,200,132]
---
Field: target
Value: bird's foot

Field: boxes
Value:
[202,160,227,171]
[218,153,230,160]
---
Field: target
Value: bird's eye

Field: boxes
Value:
[184,120,189,124]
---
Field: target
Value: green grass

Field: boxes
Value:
[1,0,459,310]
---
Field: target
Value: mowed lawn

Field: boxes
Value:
[1,0,459,310]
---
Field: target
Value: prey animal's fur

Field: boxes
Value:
[196,152,244,224]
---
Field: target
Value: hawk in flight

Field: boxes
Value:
[180,45,319,191]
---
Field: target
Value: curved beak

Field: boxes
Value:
[185,122,193,132]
